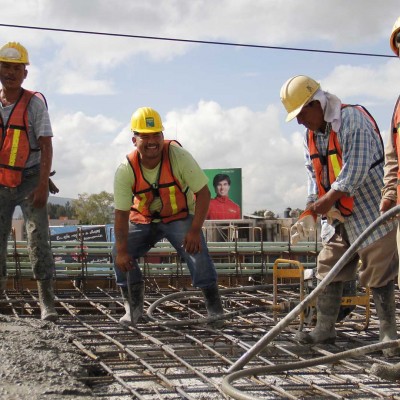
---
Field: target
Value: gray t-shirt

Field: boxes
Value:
[0,91,53,168]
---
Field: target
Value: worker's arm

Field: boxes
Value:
[381,136,398,213]
[309,188,347,215]
[31,136,52,208]
[114,209,134,272]
[183,184,210,254]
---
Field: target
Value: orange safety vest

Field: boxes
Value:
[308,104,383,216]
[392,96,400,204]
[0,89,43,187]
[127,140,189,224]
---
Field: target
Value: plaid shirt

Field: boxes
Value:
[304,106,396,249]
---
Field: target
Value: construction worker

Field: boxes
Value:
[371,16,400,381]
[0,42,57,321]
[280,75,398,356]
[113,106,224,328]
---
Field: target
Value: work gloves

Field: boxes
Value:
[290,210,317,244]
[290,207,345,244]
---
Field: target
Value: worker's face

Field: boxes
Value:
[0,62,27,90]
[296,100,325,132]
[216,180,230,197]
[132,132,164,161]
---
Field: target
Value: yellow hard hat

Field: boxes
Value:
[390,16,400,56]
[280,75,320,122]
[0,42,29,65]
[130,107,164,134]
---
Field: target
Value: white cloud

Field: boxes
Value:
[164,101,307,214]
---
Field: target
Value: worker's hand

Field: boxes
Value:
[380,198,396,215]
[290,210,317,244]
[115,252,135,272]
[183,228,202,254]
[29,185,49,209]
[325,207,344,224]
[49,178,59,194]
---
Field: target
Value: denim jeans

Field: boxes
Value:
[0,169,54,280]
[113,215,217,288]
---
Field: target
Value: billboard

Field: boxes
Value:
[203,168,242,220]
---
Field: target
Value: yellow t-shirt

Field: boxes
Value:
[114,144,208,216]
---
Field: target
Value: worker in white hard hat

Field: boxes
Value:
[280,75,398,356]
[112,106,224,328]
[0,42,58,321]
[371,16,400,381]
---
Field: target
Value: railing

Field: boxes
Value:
[6,238,321,285]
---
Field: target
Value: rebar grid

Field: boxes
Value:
[1,284,400,399]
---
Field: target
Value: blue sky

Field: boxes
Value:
[1,0,399,215]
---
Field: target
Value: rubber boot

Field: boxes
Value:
[370,362,400,382]
[0,275,7,296]
[119,282,144,326]
[372,281,399,358]
[295,281,343,344]
[336,279,356,322]
[201,283,224,329]
[37,280,58,322]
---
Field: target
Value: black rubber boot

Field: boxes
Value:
[37,279,58,322]
[336,279,357,322]
[371,362,400,381]
[119,282,144,326]
[201,283,224,329]
[0,275,6,296]
[295,281,343,344]
[372,281,399,358]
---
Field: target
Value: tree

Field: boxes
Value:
[72,191,114,225]
[48,201,77,219]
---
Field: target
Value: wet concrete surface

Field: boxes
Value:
[0,315,98,400]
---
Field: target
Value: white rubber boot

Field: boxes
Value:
[119,282,144,326]
[37,280,58,322]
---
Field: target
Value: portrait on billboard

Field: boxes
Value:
[203,168,242,220]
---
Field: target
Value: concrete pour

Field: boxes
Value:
[0,315,98,400]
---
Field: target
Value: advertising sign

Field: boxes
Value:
[203,168,242,220]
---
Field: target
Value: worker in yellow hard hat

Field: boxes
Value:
[112,106,224,328]
[0,41,58,321]
[280,75,398,356]
[371,16,400,381]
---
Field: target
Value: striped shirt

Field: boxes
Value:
[304,106,396,249]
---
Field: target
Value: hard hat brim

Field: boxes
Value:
[133,129,164,135]
[285,104,304,122]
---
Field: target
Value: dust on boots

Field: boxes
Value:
[119,282,145,327]
[372,281,400,358]
[201,283,225,329]
[295,281,344,345]
[37,279,58,322]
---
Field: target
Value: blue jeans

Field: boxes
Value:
[0,169,54,280]
[113,215,217,288]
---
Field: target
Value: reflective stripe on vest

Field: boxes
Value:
[0,89,39,187]
[127,140,189,224]
[308,104,383,216]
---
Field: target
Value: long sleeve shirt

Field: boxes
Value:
[381,95,400,204]
[304,106,396,249]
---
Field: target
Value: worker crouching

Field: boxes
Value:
[112,107,224,328]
